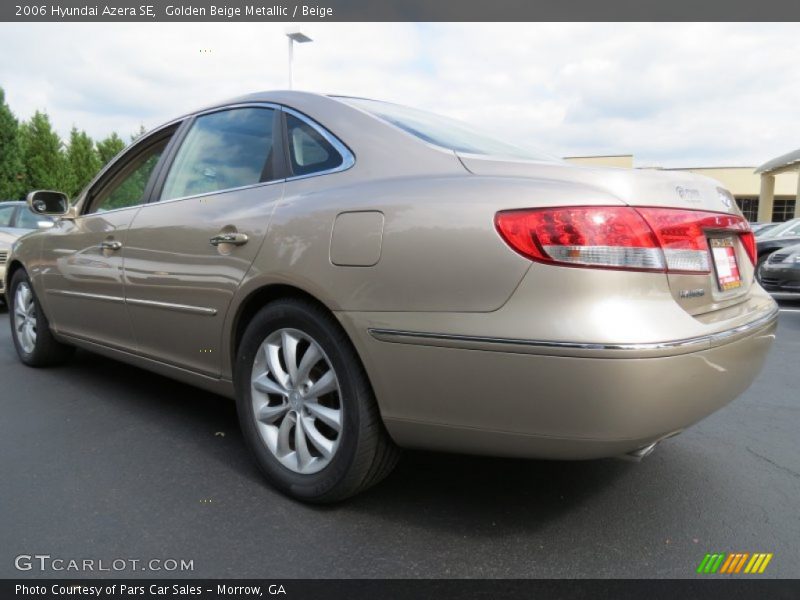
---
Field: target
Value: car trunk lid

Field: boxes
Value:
[460,154,756,316]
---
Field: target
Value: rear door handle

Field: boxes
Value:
[210,233,249,247]
[99,240,122,251]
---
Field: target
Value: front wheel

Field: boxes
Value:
[9,269,74,367]
[234,298,399,503]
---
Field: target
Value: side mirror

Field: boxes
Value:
[27,190,70,217]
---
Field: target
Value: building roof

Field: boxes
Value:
[756,147,800,175]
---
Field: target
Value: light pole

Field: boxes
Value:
[285,29,312,90]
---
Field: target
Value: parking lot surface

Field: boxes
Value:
[1,301,798,578]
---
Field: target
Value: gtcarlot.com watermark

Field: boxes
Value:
[14,554,194,573]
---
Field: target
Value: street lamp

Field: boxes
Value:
[285,29,312,90]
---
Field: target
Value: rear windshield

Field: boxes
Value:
[338,97,559,163]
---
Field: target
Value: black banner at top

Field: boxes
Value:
[3,0,800,22]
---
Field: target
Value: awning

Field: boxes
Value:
[756,147,800,175]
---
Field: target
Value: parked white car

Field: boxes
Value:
[0,230,15,302]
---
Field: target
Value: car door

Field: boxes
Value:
[40,124,180,350]
[122,105,284,376]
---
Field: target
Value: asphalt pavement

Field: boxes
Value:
[1,300,799,578]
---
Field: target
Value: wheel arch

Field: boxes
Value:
[6,259,25,293]
[230,283,363,381]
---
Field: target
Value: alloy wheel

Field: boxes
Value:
[250,328,343,475]
[14,282,37,354]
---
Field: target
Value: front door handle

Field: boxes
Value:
[99,240,122,251]
[210,232,249,247]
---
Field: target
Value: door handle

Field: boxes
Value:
[210,232,249,247]
[99,240,122,251]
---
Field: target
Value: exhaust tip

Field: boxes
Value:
[622,441,659,462]
[617,430,683,462]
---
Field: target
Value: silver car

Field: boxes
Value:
[5,92,778,501]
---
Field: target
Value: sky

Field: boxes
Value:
[0,22,799,168]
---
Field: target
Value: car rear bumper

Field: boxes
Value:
[339,304,778,459]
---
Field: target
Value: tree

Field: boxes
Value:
[66,127,101,197]
[130,124,147,142]
[96,132,126,167]
[19,110,70,192]
[0,87,25,199]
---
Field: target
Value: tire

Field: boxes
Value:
[234,298,399,503]
[8,269,74,367]
[755,254,768,284]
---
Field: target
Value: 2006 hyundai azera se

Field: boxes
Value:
[5,92,778,501]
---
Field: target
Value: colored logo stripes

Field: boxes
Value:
[697,553,773,574]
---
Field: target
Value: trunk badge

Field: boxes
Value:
[676,186,701,203]
[679,288,706,299]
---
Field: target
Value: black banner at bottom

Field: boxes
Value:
[3,579,800,600]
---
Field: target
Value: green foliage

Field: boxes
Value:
[18,111,70,192]
[100,152,161,211]
[0,86,142,201]
[96,132,126,166]
[66,127,101,197]
[0,88,25,199]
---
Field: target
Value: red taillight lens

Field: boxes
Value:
[636,208,755,271]
[495,206,755,272]
[495,206,664,271]
[739,230,757,266]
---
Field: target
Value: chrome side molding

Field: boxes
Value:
[368,305,779,357]
[47,289,217,316]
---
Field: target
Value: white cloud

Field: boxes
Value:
[0,22,798,167]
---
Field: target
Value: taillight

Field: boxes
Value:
[495,206,755,273]
[494,206,665,271]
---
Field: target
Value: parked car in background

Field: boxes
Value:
[0,200,55,234]
[3,92,778,502]
[0,230,14,303]
[755,217,800,279]
[751,222,780,237]
[758,243,800,296]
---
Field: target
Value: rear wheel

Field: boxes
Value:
[234,298,399,502]
[9,269,74,367]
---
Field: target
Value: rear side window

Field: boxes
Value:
[285,113,344,177]
[160,108,276,201]
[0,204,14,227]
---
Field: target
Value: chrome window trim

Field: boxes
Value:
[78,102,354,214]
[77,204,145,218]
[368,305,779,356]
[281,107,356,182]
[139,177,284,209]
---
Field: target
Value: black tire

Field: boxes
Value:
[234,297,399,503]
[755,254,768,284]
[8,269,74,367]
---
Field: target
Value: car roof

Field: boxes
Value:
[185,90,345,119]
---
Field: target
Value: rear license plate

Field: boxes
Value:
[710,237,742,291]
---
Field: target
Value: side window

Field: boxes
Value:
[285,113,344,177]
[16,208,52,229]
[160,108,276,201]
[781,223,800,237]
[0,204,15,227]
[88,138,169,214]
